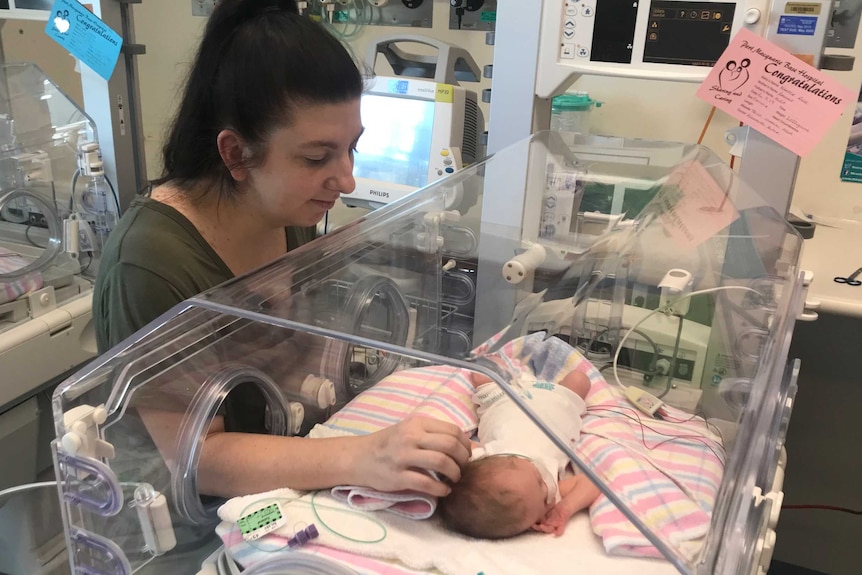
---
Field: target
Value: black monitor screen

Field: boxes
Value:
[591,0,640,63]
[644,1,736,66]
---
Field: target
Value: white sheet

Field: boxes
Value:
[218,488,679,575]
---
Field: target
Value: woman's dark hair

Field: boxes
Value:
[154,0,364,199]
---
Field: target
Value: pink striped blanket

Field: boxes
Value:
[577,380,724,559]
[0,246,42,305]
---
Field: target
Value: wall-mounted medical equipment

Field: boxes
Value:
[294,0,433,28]
[347,36,485,210]
[52,130,802,575]
[0,63,106,491]
[449,0,498,31]
[487,0,844,224]
[536,0,832,90]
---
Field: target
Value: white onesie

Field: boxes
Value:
[471,380,587,504]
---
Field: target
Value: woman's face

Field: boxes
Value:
[246,98,364,228]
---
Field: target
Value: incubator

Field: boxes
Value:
[0,63,106,490]
[51,131,802,575]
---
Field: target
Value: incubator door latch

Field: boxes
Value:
[26,286,57,318]
[61,403,115,461]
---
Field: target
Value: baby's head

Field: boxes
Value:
[438,455,552,539]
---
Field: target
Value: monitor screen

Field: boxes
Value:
[643,1,736,67]
[354,94,435,189]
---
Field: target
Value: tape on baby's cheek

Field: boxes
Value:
[535,461,559,504]
[469,446,488,462]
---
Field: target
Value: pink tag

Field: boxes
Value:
[696,28,854,157]
[656,161,740,248]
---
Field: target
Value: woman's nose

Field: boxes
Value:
[327,154,356,194]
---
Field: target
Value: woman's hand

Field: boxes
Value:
[355,416,472,497]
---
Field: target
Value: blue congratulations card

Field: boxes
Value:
[45,0,122,81]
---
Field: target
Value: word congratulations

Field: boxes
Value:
[765,63,843,105]
[75,13,119,46]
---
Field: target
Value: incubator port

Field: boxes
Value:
[300,375,337,408]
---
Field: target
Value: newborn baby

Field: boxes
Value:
[438,366,599,539]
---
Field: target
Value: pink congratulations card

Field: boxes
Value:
[696,28,854,157]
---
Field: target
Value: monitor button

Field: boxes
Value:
[440,149,450,157]
[445,167,455,173]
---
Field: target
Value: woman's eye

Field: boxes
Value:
[305,156,326,165]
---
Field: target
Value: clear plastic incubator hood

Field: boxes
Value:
[0,63,100,329]
[52,131,803,575]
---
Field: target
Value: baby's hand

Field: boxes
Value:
[532,507,570,537]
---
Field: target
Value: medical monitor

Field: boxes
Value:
[535,0,831,96]
[346,76,483,210]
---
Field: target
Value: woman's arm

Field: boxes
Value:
[141,408,471,498]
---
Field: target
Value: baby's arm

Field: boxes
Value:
[469,370,493,388]
[532,474,600,536]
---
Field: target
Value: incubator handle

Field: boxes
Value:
[365,34,482,85]
[503,243,547,284]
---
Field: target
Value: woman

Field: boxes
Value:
[94,0,470,499]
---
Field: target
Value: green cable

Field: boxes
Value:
[309,491,387,544]
[309,490,388,544]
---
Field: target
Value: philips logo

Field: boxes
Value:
[370,190,390,198]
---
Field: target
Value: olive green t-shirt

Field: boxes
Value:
[94,196,315,353]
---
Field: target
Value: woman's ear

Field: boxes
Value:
[217,129,249,182]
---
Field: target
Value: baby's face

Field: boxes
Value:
[498,457,554,533]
